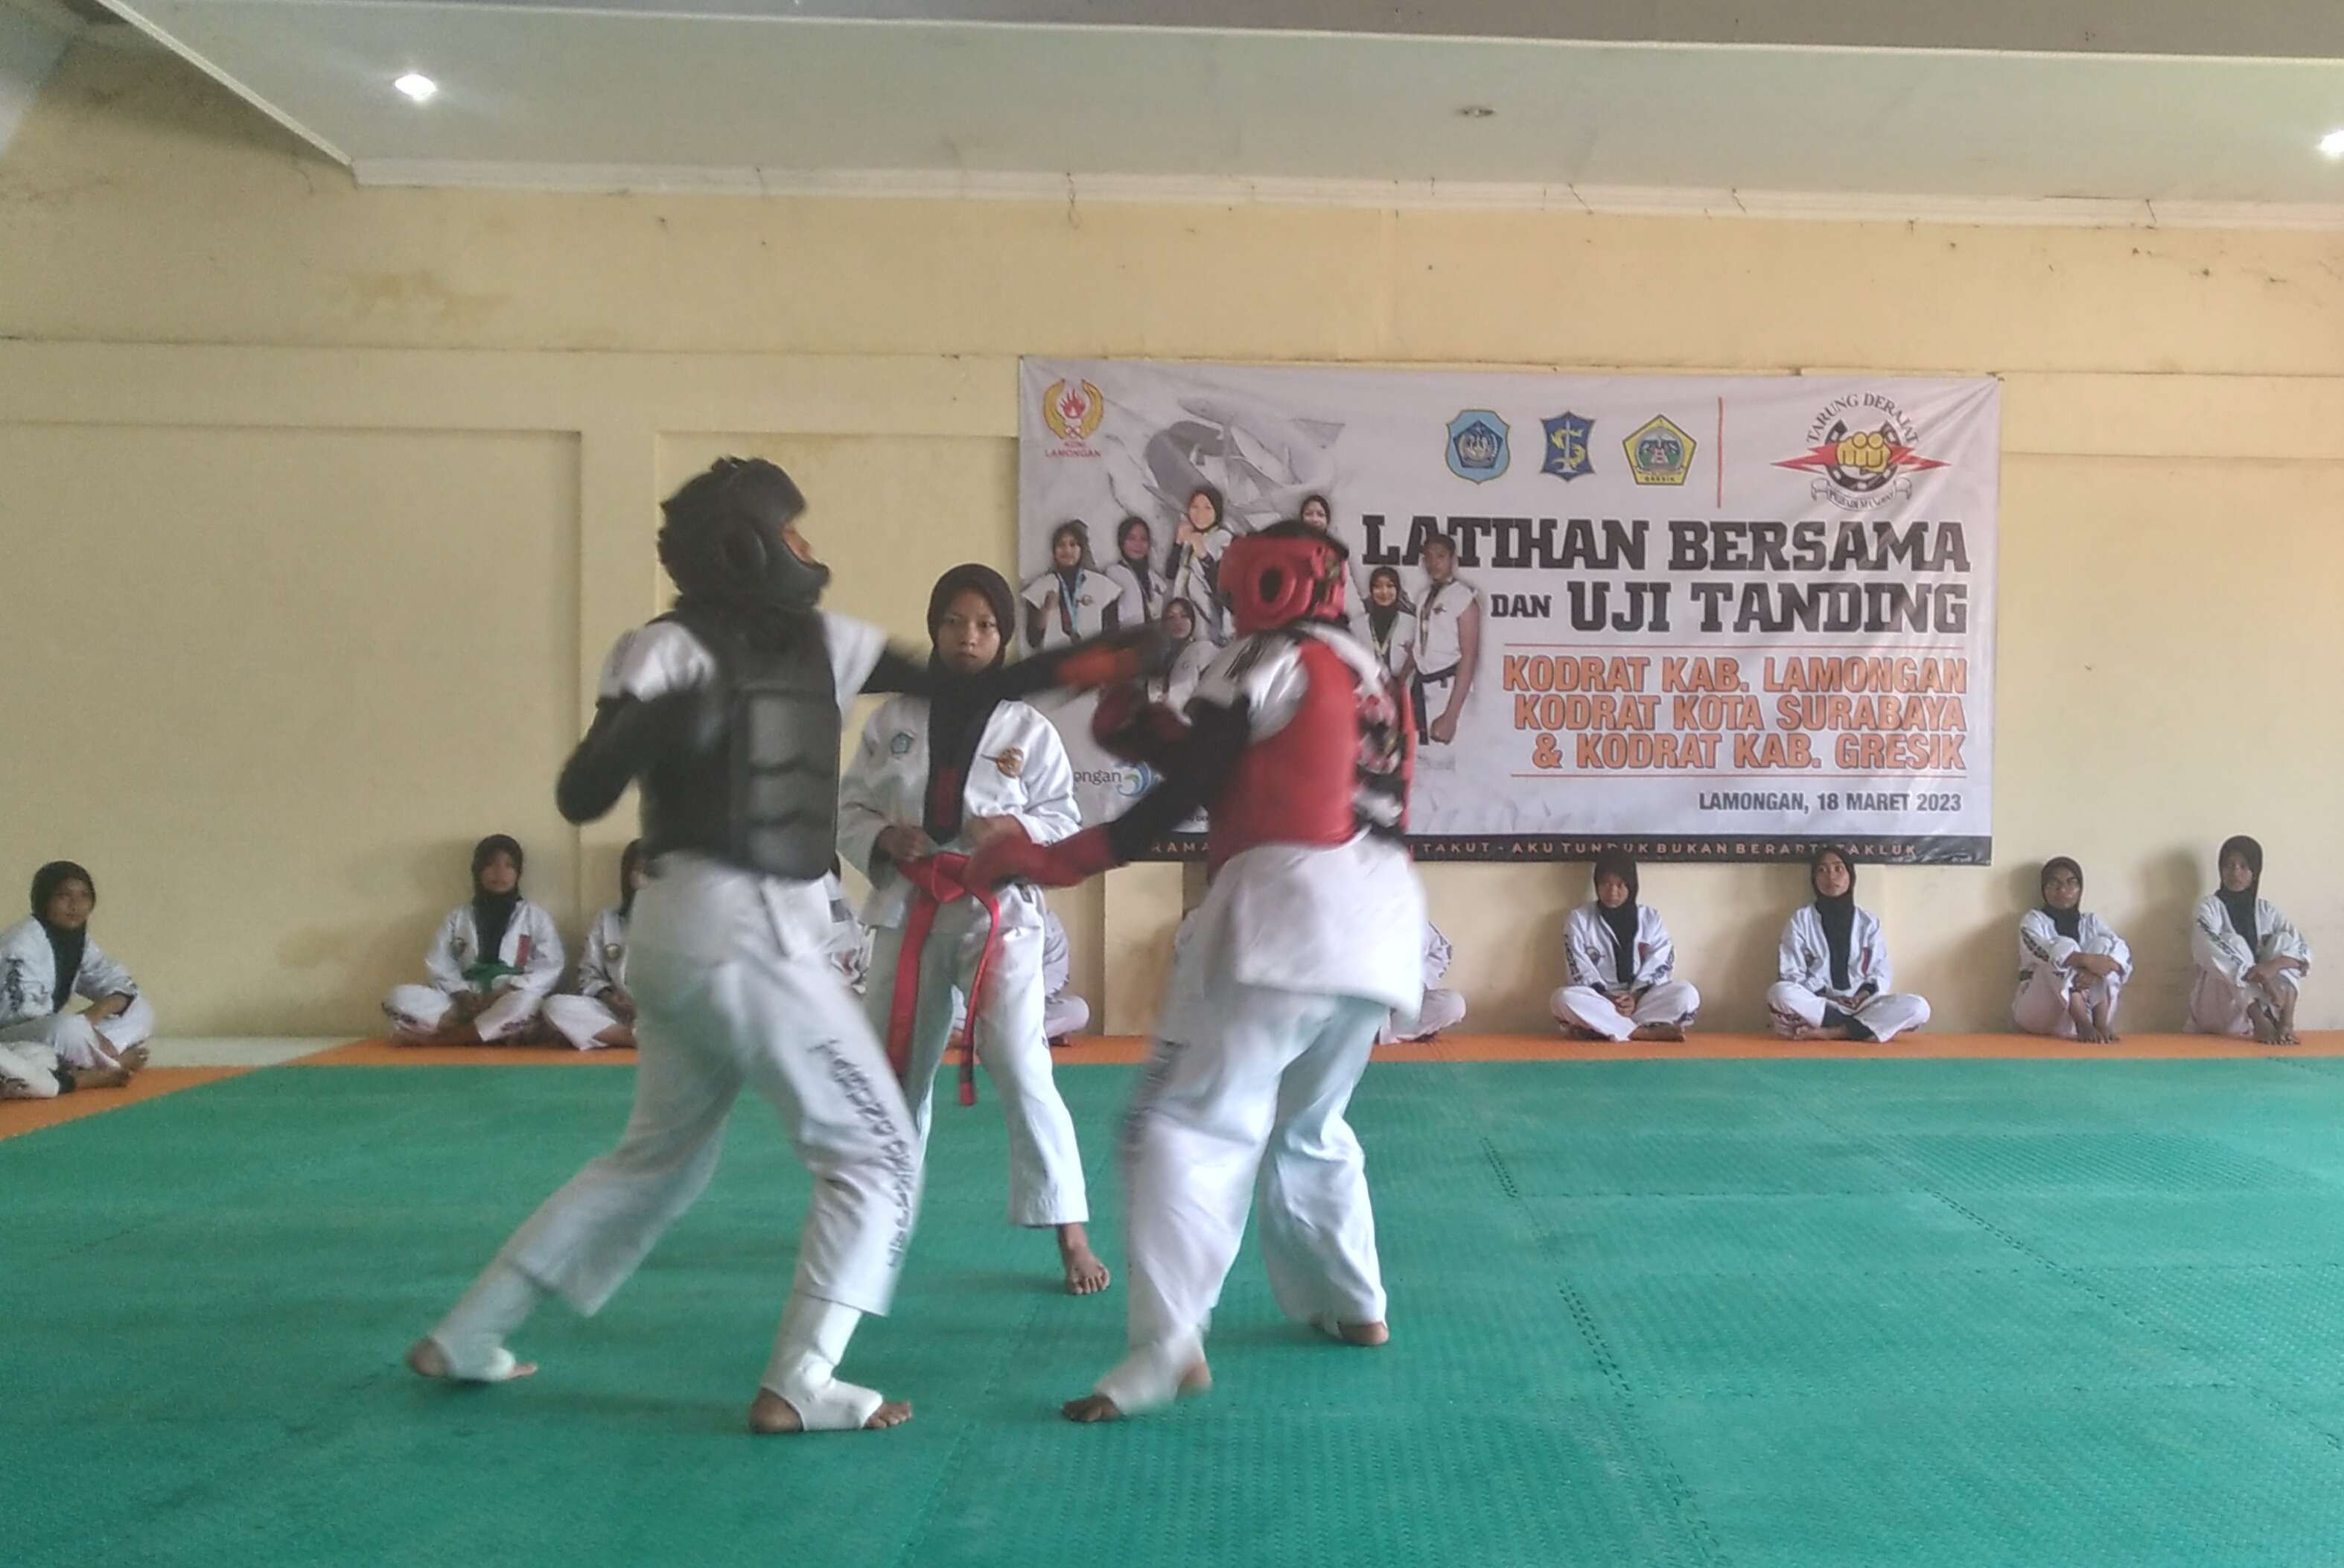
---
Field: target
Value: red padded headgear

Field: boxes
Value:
[1220,521,1350,636]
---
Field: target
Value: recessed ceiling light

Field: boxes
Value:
[2321,128,2344,159]
[1457,105,1496,119]
[393,72,438,103]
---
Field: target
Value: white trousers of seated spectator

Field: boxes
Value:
[863,908,1087,1228]
[1766,982,1930,1042]
[1551,982,1699,1042]
[1043,992,1089,1039]
[383,984,541,1043]
[1380,987,1466,1044]
[1099,981,1387,1414]
[2187,966,2301,1037]
[0,1042,65,1099]
[2013,962,2124,1038]
[0,994,156,1069]
[543,994,628,1051]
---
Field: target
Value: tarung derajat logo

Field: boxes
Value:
[1623,415,1695,486]
[1445,409,1510,482]
[1040,378,1105,457]
[1540,412,1594,480]
[1774,392,1949,510]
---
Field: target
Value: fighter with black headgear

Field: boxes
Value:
[966,520,1428,1423]
[409,456,1158,1436]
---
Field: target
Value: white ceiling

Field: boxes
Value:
[86,0,2344,223]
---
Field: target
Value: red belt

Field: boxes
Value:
[883,852,1002,1108]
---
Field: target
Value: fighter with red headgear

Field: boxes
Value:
[968,520,1426,1421]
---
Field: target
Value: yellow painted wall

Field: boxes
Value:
[3,43,2341,1036]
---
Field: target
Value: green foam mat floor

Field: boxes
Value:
[8,1058,2344,1567]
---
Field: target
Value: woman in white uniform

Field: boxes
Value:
[1765,847,1931,1042]
[839,562,1110,1296]
[2013,855,2131,1042]
[0,860,153,1100]
[1103,515,1171,628]
[1147,597,1218,713]
[1022,520,1121,652]
[1360,567,1416,683]
[544,840,648,1051]
[2189,834,2312,1043]
[1165,485,1235,644]
[383,834,565,1045]
[1552,851,1701,1042]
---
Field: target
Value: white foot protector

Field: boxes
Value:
[762,1293,885,1432]
[428,1261,546,1380]
[1091,1332,1206,1417]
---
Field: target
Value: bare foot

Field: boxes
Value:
[1060,1360,1209,1423]
[118,1044,151,1074]
[1331,1319,1389,1347]
[1791,1024,1843,1042]
[1059,1225,1112,1295]
[1628,1024,1685,1043]
[748,1389,912,1432]
[1048,1035,1072,1051]
[68,1064,133,1090]
[404,1337,536,1383]
[2249,1004,2281,1045]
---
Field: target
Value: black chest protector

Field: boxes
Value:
[640,608,841,882]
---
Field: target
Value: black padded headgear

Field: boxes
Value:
[657,457,830,611]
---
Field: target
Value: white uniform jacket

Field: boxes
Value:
[1563,903,1678,994]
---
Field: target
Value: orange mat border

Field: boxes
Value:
[0,1066,249,1142]
[287,1032,2344,1068]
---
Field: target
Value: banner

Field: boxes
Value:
[1016,358,1998,864]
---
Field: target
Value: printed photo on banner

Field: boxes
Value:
[1017,360,2000,864]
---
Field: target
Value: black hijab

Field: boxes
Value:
[1116,517,1159,617]
[2039,856,2083,942]
[2216,835,2263,949]
[1811,847,1858,992]
[1592,850,1641,987]
[1366,567,1407,654]
[923,564,1017,844]
[471,835,525,963]
[618,838,647,919]
[30,860,93,1009]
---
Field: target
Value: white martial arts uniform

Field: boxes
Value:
[2012,910,2133,1037]
[424,613,924,1424]
[1766,903,1931,1042]
[1551,903,1702,1040]
[1022,567,1121,651]
[1147,635,1218,714]
[1381,921,1466,1043]
[1099,625,1426,1414]
[1411,578,1479,740]
[383,899,565,1043]
[1362,609,1417,681]
[1041,908,1089,1039]
[0,916,154,1098]
[544,905,634,1051]
[2187,893,2313,1036]
[838,692,1091,1229]
[1165,526,1235,643]
[1106,558,1173,626]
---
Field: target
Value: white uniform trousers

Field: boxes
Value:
[1380,987,1466,1044]
[466,877,923,1322]
[1042,992,1090,1039]
[542,994,629,1051]
[0,994,155,1069]
[0,1042,65,1099]
[863,903,1088,1228]
[1766,982,1931,1042]
[2188,966,2302,1037]
[1098,981,1387,1412]
[383,984,543,1043]
[2013,963,2125,1037]
[1551,981,1701,1041]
